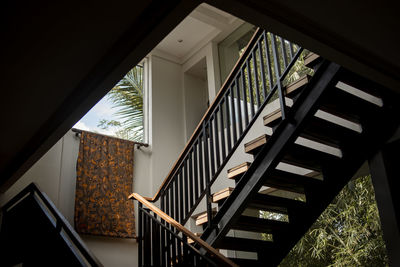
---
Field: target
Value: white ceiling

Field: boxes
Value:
[154,3,242,63]
[156,16,216,59]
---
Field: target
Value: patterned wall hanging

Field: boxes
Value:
[74,131,136,238]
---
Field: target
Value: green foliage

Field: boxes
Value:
[268,175,389,267]
[98,66,144,141]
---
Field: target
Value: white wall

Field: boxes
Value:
[147,55,186,196]
[183,73,208,141]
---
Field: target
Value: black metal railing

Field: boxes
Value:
[150,28,304,226]
[1,183,102,267]
[138,202,224,267]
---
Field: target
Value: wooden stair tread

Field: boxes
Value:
[285,75,311,96]
[195,210,217,226]
[245,134,268,154]
[304,53,321,68]
[263,75,311,127]
[217,236,274,252]
[263,108,284,127]
[212,187,234,203]
[227,162,251,179]
[249,193,306,214]
[232,215,289,233]
[247,132,340,172]
[188,233,202,244]
[265,169,323,194]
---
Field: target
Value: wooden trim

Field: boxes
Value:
[263,109,283,126]
[196,210,217,225]
[244,134,268,154]
[143,28,264,202]
[304,53,321,68]
[285,75,311,96]
[227,162,251,179]
[212,187,234,203]
[129,193,238,267]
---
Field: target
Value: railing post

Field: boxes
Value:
[271,33,287,120]
[202,123,213,229]
[138,202,143,267]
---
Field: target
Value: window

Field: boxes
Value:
[74,60,147,142]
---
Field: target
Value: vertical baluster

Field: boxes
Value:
[184,160,189,218]
[166,225,171,267]
[160,194,165,213]
[219,101,226,160]
[198,135,204,193]
[178,170,184,224]
[252,49,261,109]
[271,34,286,120]
[169,183,174,222]
[246,61,255,118]
[263,32,274,89]
[182,235,188,264]
[240,68,249,126]
[177,232,182,265]
[138,204,143,267]
[234,79,243,135]
[165,189,170,217]
[188,151,194,208]
[229,87,238,143]
[193,144,199,199]
[160,212,166,266]
[152,215,160,266]
[224,94,232,152]
[280,37,288,68]
[144,212,151,266]
[208,120,216,177]
[171,229,176,266]
[257,40,268,100]
[202,124,213,228]
[174,177,179,223]
[213,108,221,169]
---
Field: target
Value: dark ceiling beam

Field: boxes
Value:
[207,0,400,92]
[0,0,201,192]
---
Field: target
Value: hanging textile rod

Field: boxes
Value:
[71,128,149,149]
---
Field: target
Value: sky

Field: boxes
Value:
[73,95,123,136]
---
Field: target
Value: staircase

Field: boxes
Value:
[0,183,102,267]
[131,28,400,266]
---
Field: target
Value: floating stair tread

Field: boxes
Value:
[265,169,323,194]
[263,108,284,127]
[304,53,321,68]
[302,116,361,148]
[260,132,340,172]
[232,215,289,233]
[245,134,268,155]
[227,162,251,179]
[212,187,234,203]
[216,236,275,252]
[187,233,202,244]
[281,141,341,172]
[320,86,384,124]
[195,211,217,226]
[285,75,311,96]
[249,193,306,214]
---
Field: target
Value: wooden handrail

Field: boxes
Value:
[144,27,263,202]
[129,192,239,267]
